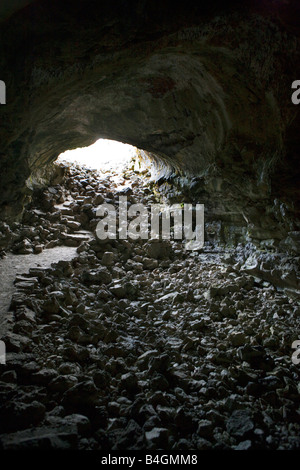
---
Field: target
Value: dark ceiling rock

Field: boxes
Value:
[0,0,37,22]
[0,0,299,227]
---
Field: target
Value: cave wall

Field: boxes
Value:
[0,0,299,246]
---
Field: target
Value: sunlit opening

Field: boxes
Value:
[56,139,137,171]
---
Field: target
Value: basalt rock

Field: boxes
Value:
[0,0,300,453]
[0,162,299,450]
[0,0,299,249]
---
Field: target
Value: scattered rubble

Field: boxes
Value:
[0,161,299,450]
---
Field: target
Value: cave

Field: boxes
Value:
[0,0,299,452]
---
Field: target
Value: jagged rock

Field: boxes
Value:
[146,242,171,260]
[14,239,33,255]
[64,414,91,436]
[62,380,99,408]
[102,251,114,266]
[195,437,213,450]
[42,297,61,314]
[228,331,246,347]
[0,401,46,433]
[0,370,17,383]
[60,232,90,247]
[110,284,126,299]
[143,258,159,270]
[3,332,30,353]
[60,343,90,363]
[66,220,81,231]
[197,420,214,439]
[31,368,58,385]
[119,372,139,394]
[145,427,169,447]
[81,268,112,285]
[0,425,78,450]
[226,410,254,438]
[48,375,78,393]
[0,139,299,451]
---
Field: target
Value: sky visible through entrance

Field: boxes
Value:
[56,139,137,171]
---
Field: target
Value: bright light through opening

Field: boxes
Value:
[56,139,137,171]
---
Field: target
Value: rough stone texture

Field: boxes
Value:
[0,0,299,242]
[0,162,299,450]
[0,1,299,452]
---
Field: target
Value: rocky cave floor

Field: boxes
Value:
[0,162,299,450]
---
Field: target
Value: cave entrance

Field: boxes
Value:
[56,138,139,175]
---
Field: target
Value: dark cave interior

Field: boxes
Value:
[0,0,299,452]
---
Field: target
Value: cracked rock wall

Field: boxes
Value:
[0,0,299,246]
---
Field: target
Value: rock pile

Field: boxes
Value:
[0,162,299,450]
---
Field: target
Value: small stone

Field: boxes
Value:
[145,427,169,447]
[62,380,99,408]
[234,440,252,450]
[43,298,61,314]
[102,251,114,266]
[66,220,81,231]
[228,331,246,347]
[143,258,159,270]
[120,372,139,394]
[195,437,213,450]
[0,400,46,432]
[16,307,36,323]
[64,414,91,436]
[3,332,30,353]
[110,284,126,298]
[0,425,78,449]
[1,370,17,383]
[81,267,112,285]
[94,194,105,205]
[197,419,214,438]
[226,410,254,438]
[146,242,171,260]
[32,368,58,385]
[48,375,78,392]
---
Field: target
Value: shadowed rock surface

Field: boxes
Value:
[0,0,299,452]
[0,0,299,243]
[0,161,299,450]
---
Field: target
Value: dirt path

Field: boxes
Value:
[0,246,78,334]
